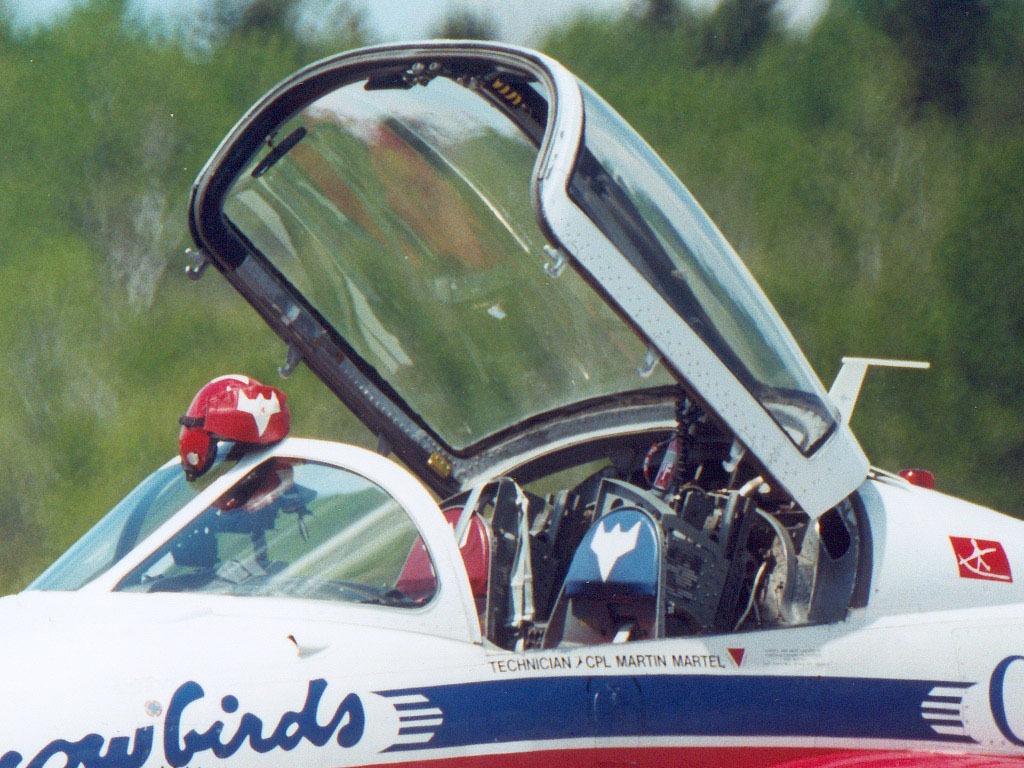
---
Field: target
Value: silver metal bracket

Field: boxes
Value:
[278,344,302,378]
[184,248,211,280]
[542,245,567,278]
[722,439,746,475]
[637,346,660,378]
[403,61,442,87]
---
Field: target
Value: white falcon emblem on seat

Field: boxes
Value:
[590,520,642,581]
[236,390,281,437]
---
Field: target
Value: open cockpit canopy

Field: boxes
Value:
[189,42,867,518]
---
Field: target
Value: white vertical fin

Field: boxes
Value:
[829,357,930,423]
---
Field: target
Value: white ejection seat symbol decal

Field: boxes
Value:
[590,520,641,581]
[236,390,281,437]
[959,538,1009,580]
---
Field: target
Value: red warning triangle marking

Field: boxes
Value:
[727,648,745,667]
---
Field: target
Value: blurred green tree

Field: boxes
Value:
[0,0,368,592]
[1,0,1024,595]
[701,0,779,64]
[641,0,683,30]
[434,8,498,40]
[933,137,1024,505]
[861,0,991,115]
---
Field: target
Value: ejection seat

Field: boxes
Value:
[543,506,662,648]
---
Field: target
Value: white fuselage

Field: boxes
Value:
[4,473,1024,768]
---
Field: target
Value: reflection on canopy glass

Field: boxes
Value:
[116,458,433,607]
[224,75,672,450]
[569,86,837,453]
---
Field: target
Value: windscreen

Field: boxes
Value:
[569,85,837,454]
[29,453,242,590]
[222,74,672,450]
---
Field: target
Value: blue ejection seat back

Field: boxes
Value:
[543,506,662,648]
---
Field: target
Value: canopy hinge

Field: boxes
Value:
[184,247,211,280]
[278,343,302,378]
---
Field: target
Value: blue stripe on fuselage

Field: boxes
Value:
[376,674,974,751]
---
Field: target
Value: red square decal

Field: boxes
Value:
[950,536,1012,582]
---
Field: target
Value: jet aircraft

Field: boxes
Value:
[7,40,1024,768]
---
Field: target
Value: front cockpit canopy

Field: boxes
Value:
[189,42,867,517]
[31,449,436,608]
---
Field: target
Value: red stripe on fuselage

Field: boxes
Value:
[349,747,1024,768]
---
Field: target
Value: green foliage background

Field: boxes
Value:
[0,0,1021,592]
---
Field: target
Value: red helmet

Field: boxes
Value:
[179,375,290,480]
